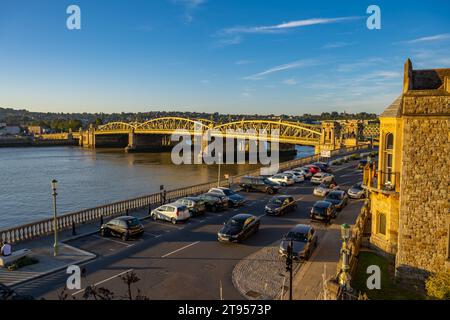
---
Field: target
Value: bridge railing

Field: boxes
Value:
[0,144,370,244]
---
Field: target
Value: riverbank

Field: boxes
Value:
[0,137,77,147]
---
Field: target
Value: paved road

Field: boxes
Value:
[14,161,363,300]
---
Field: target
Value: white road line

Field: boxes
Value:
[161,241,200,258]
[93,235,133,247]
[71,269,134,296]
[144,232,161,238]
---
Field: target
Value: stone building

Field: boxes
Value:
[364,59,450,280]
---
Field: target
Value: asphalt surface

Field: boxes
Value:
[14,160,364,300]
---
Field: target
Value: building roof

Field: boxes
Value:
[380,96,402,118]
[412,68,450,90]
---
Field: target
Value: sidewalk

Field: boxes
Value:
[0,207,151,288]
[288,200,364,300]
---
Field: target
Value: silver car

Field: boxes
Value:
[311,172,335,185]
[313,182,339,197]
[151,203,191,224]
[347,183,365,199]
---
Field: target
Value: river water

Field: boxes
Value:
[0,146,314,228]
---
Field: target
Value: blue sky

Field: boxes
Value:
[1,0,449,115]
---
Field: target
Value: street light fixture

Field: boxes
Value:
[51,179,58,256]
[340,223,351,242]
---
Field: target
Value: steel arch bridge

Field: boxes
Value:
[94,117,323,146]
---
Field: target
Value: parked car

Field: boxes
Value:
[313,180,340,197]
[311,172,335,185]
[268,173,295,186]
[304,164,321,174]
[239,176,280,194]
[197,193,229,212]
[279,224,318,260]
[100,216,144,240]
[313,162,332,173]
[265,195,297,216]
[324,190,348,211]
[283,170,305,183]
[208,187,246,207]
[292,167,312,179]
[310,201,337,224]
[175,197,206,216]
[347,182,366,199]
[217,214,260,243]
[151,203,191,224]
[357,160,368,170]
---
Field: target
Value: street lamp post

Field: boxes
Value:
[51,179,58,257]
[217,152,222,187]
[338,223,352,299]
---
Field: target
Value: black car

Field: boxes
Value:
[239,176,280,194]
[197,193,228,212]
[100,216,144,241]
[310,201,337,224]
[279,224,318,260]
[324,190,348,211]
[175,197,206,216]
[313,162,332,173]
[265,195,297,216]
[217,214,260,243]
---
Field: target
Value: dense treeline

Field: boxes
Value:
[0,107,379,130]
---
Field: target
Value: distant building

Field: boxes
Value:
[27,125,43,135]
[364,59,450,281]
[0,123,21,136]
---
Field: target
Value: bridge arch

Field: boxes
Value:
[136,117,211,134]
[96,122,138,133]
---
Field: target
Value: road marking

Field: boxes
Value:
[71,269,134,296]
[144,232,161,238]
[161,241,200,258]
[93,235,133,247]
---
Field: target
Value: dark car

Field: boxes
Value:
[279,224,318,260]
[175,197,206,216]
[208,187,246,207]
[347,182,366,199]
[239,176,280,194]
[198,193,229,212]
[217,214,260,243]
[310,200,337,224]
[265,195,297,216]
[324,190,348,211]
[313,162,332,173]
[100,216,144,241]
[357,160,368,169]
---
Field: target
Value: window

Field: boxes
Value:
[384,133,394,184]
[378,212,386,235]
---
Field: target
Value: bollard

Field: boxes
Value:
[100,215,104,226]
[72,220,76,236]
[126,209,129,215]
[148,205,152,216]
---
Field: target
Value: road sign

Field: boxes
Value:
[320,150,331,158]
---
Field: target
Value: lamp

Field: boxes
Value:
[341,223,351,242]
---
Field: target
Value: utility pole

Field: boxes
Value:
[285,240,294,300]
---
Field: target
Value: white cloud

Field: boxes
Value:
[322,42,353,49]
[244,59,319,80]
[220,16,362,35]
[403,33,450,44]
[214,36,242,47]
[283,79,298,85]
[171,0,206,23]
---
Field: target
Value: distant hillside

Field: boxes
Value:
[0,107,379,130]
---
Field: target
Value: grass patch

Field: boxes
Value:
[352,251,424,300]
[7,256,39,271]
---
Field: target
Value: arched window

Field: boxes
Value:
[386,133,394,150]
[384,133,394,184]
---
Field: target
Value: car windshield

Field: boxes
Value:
[318,183,328,188]
[263,178,276,185]
[269,198,283,205]
[126,218,140,227]
[286,231,308,242]
[327,193,342,200]
[222,189,234,196]
[226,218,244,227]
[312,205,328,215]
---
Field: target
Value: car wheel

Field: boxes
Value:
[152,214,157,221]
[267,188,274,195]
[121,233,128,241]
[171,218,177,225]
[100,229,107,237]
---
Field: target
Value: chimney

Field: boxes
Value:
[402,58,413,94]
